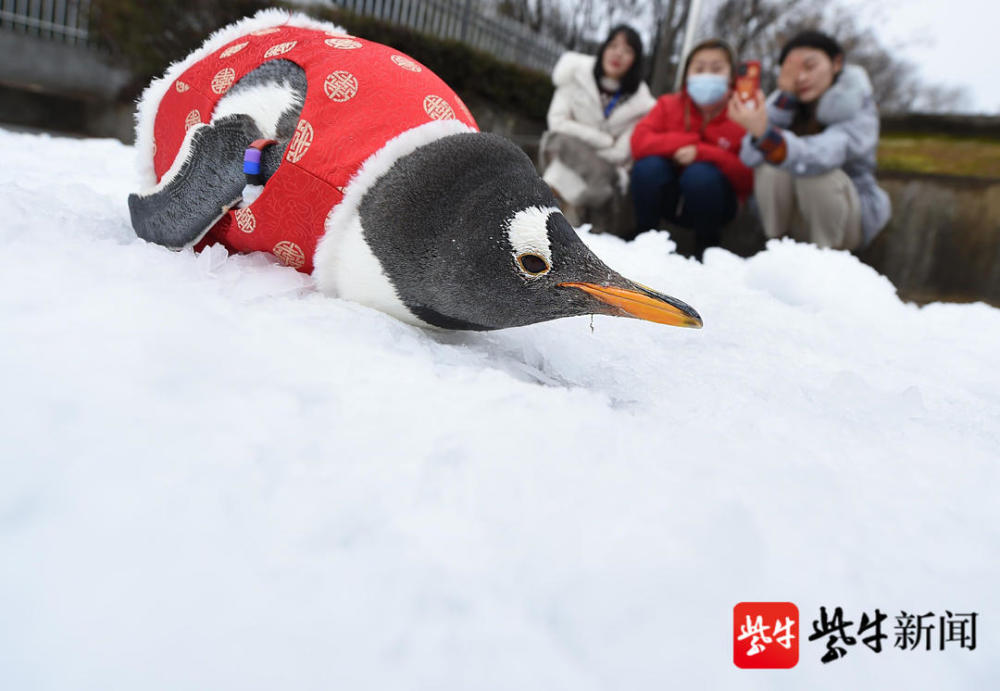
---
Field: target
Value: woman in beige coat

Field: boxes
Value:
[541,25,656,234]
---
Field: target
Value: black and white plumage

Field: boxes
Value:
[128,11,702,332]
[339,130,701,330]
[129,59,306,249]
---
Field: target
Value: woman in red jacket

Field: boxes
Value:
[630,39,753,258]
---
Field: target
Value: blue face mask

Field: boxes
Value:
[686,73,729,106]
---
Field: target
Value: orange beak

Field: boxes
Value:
[559,282,703,328]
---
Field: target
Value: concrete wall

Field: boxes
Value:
[858,173,1000,306]
[0,31,134,141]
[0,31,129,100]
[0,84,135,141]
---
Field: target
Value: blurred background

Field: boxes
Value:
[2,0,998,306]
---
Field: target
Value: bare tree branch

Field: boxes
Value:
[495,0,966,112]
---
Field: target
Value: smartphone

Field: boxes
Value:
[736,60,761,103]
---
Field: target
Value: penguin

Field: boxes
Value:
[129,10,702,332]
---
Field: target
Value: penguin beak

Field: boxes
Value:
[559,281,703,328]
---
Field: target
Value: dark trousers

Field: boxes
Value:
[631,156,737,258]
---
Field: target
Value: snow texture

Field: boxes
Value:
[1,127,998,689]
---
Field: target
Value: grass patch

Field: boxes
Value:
[878,134,1000,178]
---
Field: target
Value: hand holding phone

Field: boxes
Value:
[728,90,769,138]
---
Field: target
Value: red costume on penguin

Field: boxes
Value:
[139,10,477,273]
[129,10,704,333]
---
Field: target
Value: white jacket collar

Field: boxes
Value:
[817,64,874,125]
[552,51,597,90]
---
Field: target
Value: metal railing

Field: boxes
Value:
[0,0,93,45]
[327,0,562,73]
[0,0,563,72]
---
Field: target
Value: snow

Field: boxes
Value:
[1,127,998,688]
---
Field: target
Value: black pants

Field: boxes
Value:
[631,156,737,258]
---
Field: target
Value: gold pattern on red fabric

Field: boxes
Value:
[184,109,201,130]
[323,71,358,102]
[211,67,236,94]
[390,54,422,72]
[423,95,455,121]
[264,40,298,58]
[273,240,306,268]
[324,37,362,49]
[286,120,314,163]
[234,207,256,234]
[219,41,248,58]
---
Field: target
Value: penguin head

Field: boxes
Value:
[355,132,702,332]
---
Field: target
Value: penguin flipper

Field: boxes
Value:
[128,114,265,250]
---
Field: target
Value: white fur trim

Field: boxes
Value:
[134,122,205,195]
[238,183,264,208]
[133,9,345,188]
[837,64,873,97]
[313,119,476,327]
[551,51,594,88]
[211,81,303,139]
[506,206,559,277]
[817,64,873,125]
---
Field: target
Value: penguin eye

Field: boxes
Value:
[517,253,550,276]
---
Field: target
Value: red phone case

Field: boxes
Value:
[736,61,761,103]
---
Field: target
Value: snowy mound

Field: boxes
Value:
[1,128,997,688]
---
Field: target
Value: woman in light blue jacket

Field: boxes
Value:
[729,31,890,250]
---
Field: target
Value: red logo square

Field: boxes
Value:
[733,602,799,668]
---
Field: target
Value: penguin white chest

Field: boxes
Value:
[212,81,302,139]
[313,211,427,326]
[311,120,478,327]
